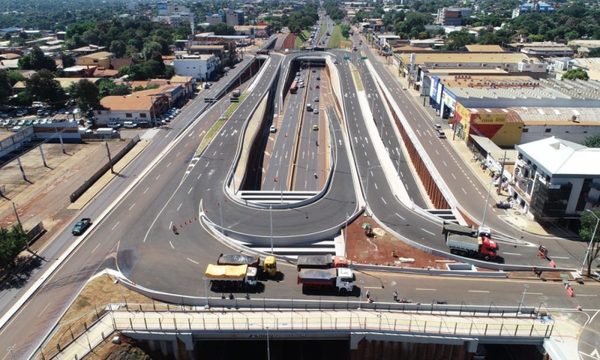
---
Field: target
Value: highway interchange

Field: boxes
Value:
[0,25,598,360]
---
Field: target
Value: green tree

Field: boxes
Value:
[6,70,25,86]
[394,12,430,38]
[142,41,162,61]
[25,69,65,105]
[208,23,236,35]
[98,79,131,97]
[0,70,12,104]
[18,46,57,71]
[61,53,76,68]
[579,210,600,276]
[109,40,127,58]
[69,79,100,112]
[562,68,589,81]
[444,30,476,50]
[584,135,600,148]
[0,225,28,269]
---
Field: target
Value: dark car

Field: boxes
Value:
[72,218,92,235]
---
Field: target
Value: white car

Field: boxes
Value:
[270,125,277,133]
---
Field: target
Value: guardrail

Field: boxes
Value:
[33,302,550,360]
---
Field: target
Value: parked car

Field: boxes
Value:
[72,218,92,235]
[270,125,277,133]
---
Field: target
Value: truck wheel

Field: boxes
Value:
[484,255,490,261]
[339,288,348,295]
[450,249,458,255]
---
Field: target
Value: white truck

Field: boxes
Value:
[297,267,355,295]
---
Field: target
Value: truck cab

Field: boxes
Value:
[336,268,355,293]
[263,256,277,277]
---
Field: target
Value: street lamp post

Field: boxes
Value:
[269,205,274,254]
[480,179,494,229]
[518,284,529,314]
[581,209,600,276]
[266,326,271,360]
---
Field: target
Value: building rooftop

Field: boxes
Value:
[512,107,600,126]
[400,52,529,66]
[440,75,600,106]
[517,137,600,177]
[465,44,504,52]
[100,86,169,111]
[71,45,106,53]
[79,51,114,60]
[0,53,20,60]
[170,75,193,83]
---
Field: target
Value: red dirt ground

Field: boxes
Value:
[346,215,449,269]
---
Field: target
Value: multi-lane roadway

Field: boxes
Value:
[0,34,597,360]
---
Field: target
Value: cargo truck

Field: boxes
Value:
[445,227,498,261]
[297,268,355,294]
[204,264,257,291]
[296,255,348,271]
[217,253,277,278]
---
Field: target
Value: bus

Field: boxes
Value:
[290,80,298,94]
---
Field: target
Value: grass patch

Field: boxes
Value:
[318,22,327,42]
[352,69,364,92]
[295,30,310,49]
[39,274,152,360]
[328,24,349,49]
[196,94,247,156]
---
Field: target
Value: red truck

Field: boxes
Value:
[296,255,348,271]
[444,226,498,261]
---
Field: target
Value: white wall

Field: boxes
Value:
[520,124,600,145]
[173,57,219,80]
[96,109,152,125]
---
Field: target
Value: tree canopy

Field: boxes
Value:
[584,135,600,148]
[0,225,28,270]
[24,70,65,106]
[562,68,589,81]
[579,209,600,275]
[18,46,57,72]
[68,79,100,112]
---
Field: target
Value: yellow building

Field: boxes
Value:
[452,103,523,146]
[75,51,114,69]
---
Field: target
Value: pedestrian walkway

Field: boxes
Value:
[41,306,558,360]
[68,139,149,210]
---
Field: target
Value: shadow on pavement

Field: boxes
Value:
[0,256,43,290]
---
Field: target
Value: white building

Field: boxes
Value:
[512,137,600,220]
[173,54,220,81]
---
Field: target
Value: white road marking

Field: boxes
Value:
[169,221,172,231]
[577,294,598,297]
[451,173,456,180]
[186,258,199,265]
[188,186,193,194]
[169,241,175,249]
[374,182,378,190]
[381,197,387,205]
[111,221,120,231]
[468,290,490,293]
[503,252,522,256]
[416,288,436,291]
[461,188,467,195]
[442,160,448,167]
[166,162,172,168]
[421,228,435,236]
[395,212,405,221]
[551,256,570,259]
[90,242,101,254]
[155,174,161,180]
[197,173,202,180]
[177,202,183,211]
[128,203,136,211]
[143,187,149,194]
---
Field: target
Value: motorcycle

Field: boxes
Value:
[495,201,511,209]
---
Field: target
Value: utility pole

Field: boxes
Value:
[269,205,274,254]
[497,151,507,195]
[581,210,600,276]
[16,157,27,182]
[39,145,48,168]
[105,142,115,174]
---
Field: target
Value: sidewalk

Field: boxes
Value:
[368,48,554,237]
